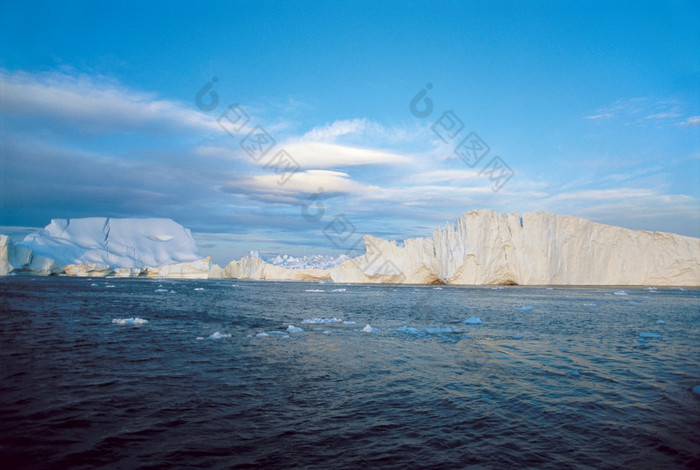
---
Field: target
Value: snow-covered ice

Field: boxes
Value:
[208,331,231,339]
[302,318,343,324]
[287,325,304,333]
[112,318,148,326]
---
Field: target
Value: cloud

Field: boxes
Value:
[0,69,218,134]
[221,169,379,203]
[678,116,700,128]
[585,98,688,127]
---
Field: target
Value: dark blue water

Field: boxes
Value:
[1,277,699,469]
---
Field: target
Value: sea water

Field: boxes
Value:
[0,277,698,469]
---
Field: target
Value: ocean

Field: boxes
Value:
[1,277,698,469]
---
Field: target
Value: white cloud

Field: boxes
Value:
[0,69,218,134]
[678,116,700,128]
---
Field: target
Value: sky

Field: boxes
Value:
[1,0,698,265]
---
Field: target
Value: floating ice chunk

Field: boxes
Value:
[287,325,304,333]
[645,287,657,291]
[331,288,346,292]
[614,290,628,296]
[112,318,148,326]
[323,330,331,335]
[256,332,269,338]
[343,320,357,325]
[305,289,325,293]
[155,288,168,293]
[433,287,442,290]
[302,318,343,324]
[362,324,374,333]
[584,303,597,307]
[693,385,700,396]
[656,319,665,324]
[465,317,483,324]
[196,336,204,340]
[398,325,421,334]
[194,287,205,291]
[425,327,460,334]
[105,284,115,288]
[518,306,534,311]
[91,283,98,287]
[510,335,524,340]
[639,332,661,338]
[628,301,641,306]
[208,331,231,339]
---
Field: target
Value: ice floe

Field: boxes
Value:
[518,306,534,311]
[465,316,483,324]
[255,332,269,338]
[208,331,231,339]
[331,288,346,292]
[639,332,662,339]
[614,290,628,296]
[112,317,148,326]
[155,288,168,293]
[302,317,343,324]
[287,325,304,333]
[628,301,641,306]
[305,289,325,293]
[656,319,665,324]
[194,287,205,291]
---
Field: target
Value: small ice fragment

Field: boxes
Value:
[91,283,98,287]
[614,290,628,296]
[343,320,357,325]
[518,306,534,311]
[112,318,148,326]
[331,288,346,292]
[196,336,204,340]
[323,330,331,335]
[656,319,665,324]
[305,289,325,292]
[639,332,661,338]
[465,317,483,324]
[362,324,374,333]
[425,327,459,334]
[628,301,641,306]
[194,287,205,291]
[105,284,115,288]
[208,331,231,339]
[584,303,597,307]
[302,318,343,324]
[398,325,421,334]
[510,335,524,340]
[433,287,442,290]
[155,288,168,293]
[256,332,269,338]
[287,325,304,333]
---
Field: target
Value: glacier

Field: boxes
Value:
[1,218,210,278]
[1,210,698,285]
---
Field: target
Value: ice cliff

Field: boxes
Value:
[328,210,700,286]
[1,210,698,285]
[1,218,210,278]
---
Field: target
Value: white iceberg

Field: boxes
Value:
[286,325,304,333]
[362,324,375,333]
[464,317,483,325]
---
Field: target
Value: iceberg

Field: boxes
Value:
[1,218,210,278]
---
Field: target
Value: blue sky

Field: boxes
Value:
[1,0,698,265]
